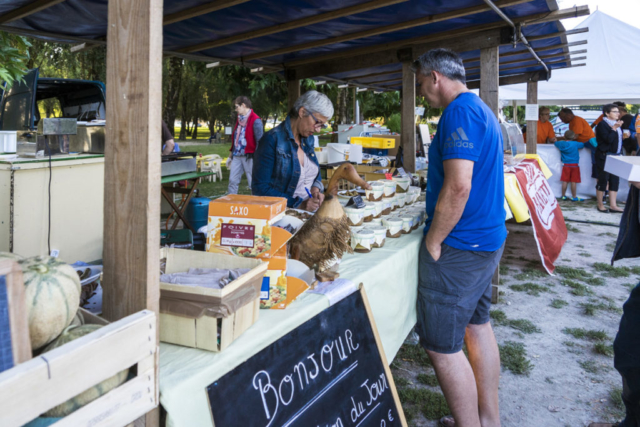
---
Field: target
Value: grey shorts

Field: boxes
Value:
[416,238,504,354]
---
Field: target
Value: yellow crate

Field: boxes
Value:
[350,136,395,149]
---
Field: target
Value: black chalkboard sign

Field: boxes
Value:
[207,286,406,427]
[0,259,31,374]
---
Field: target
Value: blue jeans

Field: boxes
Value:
[615,282,640,426]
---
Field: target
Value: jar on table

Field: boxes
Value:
[344,206,365,226]
[362,204,376,222]
[351,229,375,253]
[396,192,407,208]
[410,211,421,231]
[365,225,387,248]
[383,217,403,238]
[400,215,414,234]
[368,201,383,218]
[407,186,421,204]
[365,181,385,202]
[369,217,383,226]
[350,225,365,234]
[380,179,396,198]
[392,176,411,194]
[389,195,399,212]
[380,198,393,216]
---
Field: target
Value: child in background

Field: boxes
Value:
[555,130,586,201]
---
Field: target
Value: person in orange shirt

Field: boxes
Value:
[537,107,556,144]
[558,108,595,143]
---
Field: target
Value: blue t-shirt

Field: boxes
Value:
[554,140,585,164]
[424,92,507,252]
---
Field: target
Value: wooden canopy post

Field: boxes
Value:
[512,100,517,123]
[104,0,163,424]
[353,86,357,124]
[288,79,300,113]
[401,60,416,172]
[526,81,538,154]
[479,46,499,117]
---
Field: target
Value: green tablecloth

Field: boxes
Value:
[159,226,423,427]
[161,171,213,184]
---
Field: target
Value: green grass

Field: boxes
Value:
[579,360,601,374]
[566,223,581,232]
[490,310,540,333]
[416,373,439,387]
[578,252,592,258]
[550,299,568,309]
[610,387,625,419]
[398,388,450,420]
[394,377,411,387]
[599,232,617,237]
[562,328,609,342]
[623,283,637,292]
[499,265,511,276]
[584,277,605,286]
[513,268,546,281]
[509,282,551,296]
[395,344,432,368]
[499,341,533,376]
[580,300,622,316]
[561,279,593,296]
[490,309,507,323]
[594,343,614,357]
[593,262,631,278]
[555,265,594,281]
[606,242,617,252]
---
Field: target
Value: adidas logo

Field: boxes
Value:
[444,127,474,149]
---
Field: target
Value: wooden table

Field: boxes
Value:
[161,171,213,233]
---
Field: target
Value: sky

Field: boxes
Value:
[556,0,640,29]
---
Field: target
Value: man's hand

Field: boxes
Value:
[310,186,325,205]
[425,234,442,261]
[548,137,557,143]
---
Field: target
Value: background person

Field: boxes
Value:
[558,108,596,143]
[592,101,626,127]
[162,120,177,154]
[227,96,263,194]
[411,48,507,427]
[252,90,330,212]
[595,104,625,213]
[555,130,585,201]
[537,106,557,144]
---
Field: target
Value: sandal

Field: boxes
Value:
[439,415,456,427]
[597,207,609,213]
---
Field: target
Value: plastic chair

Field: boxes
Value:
[198,154,223,182]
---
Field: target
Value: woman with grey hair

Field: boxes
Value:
[252,90,333,211]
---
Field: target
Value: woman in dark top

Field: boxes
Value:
[595,104,624,213]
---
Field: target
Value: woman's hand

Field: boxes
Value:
[301,197,321,212]
[310,186,325,205]
[612,120,624,130]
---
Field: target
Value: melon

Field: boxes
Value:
[0,251,23,260]
[42,324,129,417]
[20,256,81,350]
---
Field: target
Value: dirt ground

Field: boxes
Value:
[392,196,639,426]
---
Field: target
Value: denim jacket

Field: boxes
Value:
[252,117,324,208]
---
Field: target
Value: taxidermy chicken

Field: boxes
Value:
[290,163,371,273]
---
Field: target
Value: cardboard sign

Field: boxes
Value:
[396,167,409,178]
[207,286,407,427]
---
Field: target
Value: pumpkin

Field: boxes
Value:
[20,256,81,349]
[0,251,23,260]
[42,324,129,417]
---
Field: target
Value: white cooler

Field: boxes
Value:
[326,143,363,164]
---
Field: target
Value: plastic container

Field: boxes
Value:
[350,136,395,149]
[365,181,385,201]
[367,201,383,218]
[326,143,363,164]
[379,179,396,198]
[344,206,365,226]
[400,215,414,234]
[186,197,211,232]
[365,226,387,248]
[396,192,407,208]
[0,131,17,153]
[363,204,376,222]
[392,176,411,193]
[380,199,392,216]
[383,217,403,238]
[351,229,375,253]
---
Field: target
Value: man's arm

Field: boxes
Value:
[162,139,175,155]
[425,158,474,261]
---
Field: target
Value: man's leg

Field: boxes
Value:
[571,182,578,199]
[561,181,568,197]
[227,158,243,194]
[244,157,253,191]
[465,322,501,427]
[426,350,481,427]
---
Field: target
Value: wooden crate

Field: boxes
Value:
[159,248,268,352]
[0,309,157,427]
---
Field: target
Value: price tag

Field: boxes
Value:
[220,223,255,248]
[397,167,409,177]
[346,195,366,209]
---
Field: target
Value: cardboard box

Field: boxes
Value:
[206,194,288,258]
[605,155,640,181]
[159,248,268,352]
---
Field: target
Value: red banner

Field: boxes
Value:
[512,159,568,274]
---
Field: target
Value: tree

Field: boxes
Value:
[0,32,31,86]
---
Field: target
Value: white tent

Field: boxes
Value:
[499,11,640,105]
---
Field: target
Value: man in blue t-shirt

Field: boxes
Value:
[412,48,507,427]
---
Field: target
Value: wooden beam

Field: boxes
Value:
[289,28,503,80]
[366,77,403,85]
[163,0,250,25]
[480,47,499,117]
[241,0,529,62]
[288,80,300,113]
[465,50,584,73]
[104,0,163,423]
[526,27,588,42]
[283,6,589,69]
[0,0,65,24]
[526,81,538,154]
[493,55,585,72]
[180,0,408,53]
[401,62,416,172]
[353,87,357,123]
[463,40,587,64]
[349,70,402,81]
[466,69,550,89]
